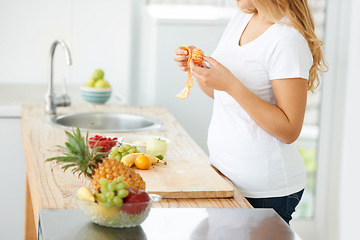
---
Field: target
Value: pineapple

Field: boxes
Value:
[46,127,145,192]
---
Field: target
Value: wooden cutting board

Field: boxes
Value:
[137,156,235,199]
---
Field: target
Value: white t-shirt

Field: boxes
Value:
[208,11,313,198]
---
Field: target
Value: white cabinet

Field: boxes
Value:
[0,118,25,239]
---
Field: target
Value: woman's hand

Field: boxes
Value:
[173,46,195,72]
[190,56,238,92]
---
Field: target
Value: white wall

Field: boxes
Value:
[0,0,133,101]
[316,0,360,239]
[132,5,234,153]
[338,0,360,238]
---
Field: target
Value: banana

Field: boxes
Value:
[77,186,95,202]
[121,153,167,167]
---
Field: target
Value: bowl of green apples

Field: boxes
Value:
[81,69,112,104]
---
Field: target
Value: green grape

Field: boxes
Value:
[124,144,131,151]
[117,182,129,190]
[118,146,125,152]
[108,181,117,192]
[111,146,119,153]
[116,183,123,191]
[117,189,129,199]
[121,151,128,157]
[99,178,109,187]
[116,176,124,182]
[123,181,129,189]
[113,196,123,206]
[96,193,107,202]
[106,191,115,200]
[128,148,136,154]
[109,152,117,159]
[100,186,108,193]
[115,154,121,161]
[133,146,138,151]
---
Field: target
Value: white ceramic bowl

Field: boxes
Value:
[81,86,112,104]
[120,135,170,153]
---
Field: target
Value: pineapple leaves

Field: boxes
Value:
[45,126,102,179]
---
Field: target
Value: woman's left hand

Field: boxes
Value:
[190,56,238,92]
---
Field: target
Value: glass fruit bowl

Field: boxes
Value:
[76,194,161,228]
[88,135,118,153]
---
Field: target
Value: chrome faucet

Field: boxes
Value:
[44,39,72,114]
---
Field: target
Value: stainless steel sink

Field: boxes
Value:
[49,112,162,132]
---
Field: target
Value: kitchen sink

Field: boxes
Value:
[49,112,162,132]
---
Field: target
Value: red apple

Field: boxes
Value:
[122,189,150,215]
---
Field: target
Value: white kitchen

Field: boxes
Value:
[0,0,359,239]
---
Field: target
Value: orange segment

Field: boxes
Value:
[176,86,190,99]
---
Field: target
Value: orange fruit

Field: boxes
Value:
[135,154,152,170]
[191,48,204,66]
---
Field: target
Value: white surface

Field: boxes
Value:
[0,0,133,101]
[132,5,234,153]
[0,118,25,240]
[338,0,360,239]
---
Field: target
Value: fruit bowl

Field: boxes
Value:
[88,135,118,153]
[77,194,161,228]
[121,135,170,153]
[81,86,112,104]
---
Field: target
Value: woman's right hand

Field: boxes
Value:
[173,46,195,72]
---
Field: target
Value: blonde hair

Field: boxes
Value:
[242,0,328,92]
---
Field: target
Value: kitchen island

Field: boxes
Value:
[22,104,252,240]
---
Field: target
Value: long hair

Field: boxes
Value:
[242,0,328,92]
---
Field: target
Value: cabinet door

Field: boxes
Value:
[0,118,25,239]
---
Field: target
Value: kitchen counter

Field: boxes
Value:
[22,104,252,240]
[39,208,301,240]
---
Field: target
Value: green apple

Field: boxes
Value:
[94,79,111,88]
[146,138,167,160]
[93,69,104,80]
[84,77,96,87]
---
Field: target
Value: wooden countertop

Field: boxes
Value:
[22,104,252,239]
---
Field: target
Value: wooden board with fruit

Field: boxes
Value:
[22,104,251,238]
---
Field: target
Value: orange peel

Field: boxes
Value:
[176,46,204,99]
[176,86,190,99]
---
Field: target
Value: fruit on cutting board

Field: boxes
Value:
[146,138,168,160]
[134,155,152,170]
[108,144,140,161]
[121,153,167,168]
[45,127,146,192]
